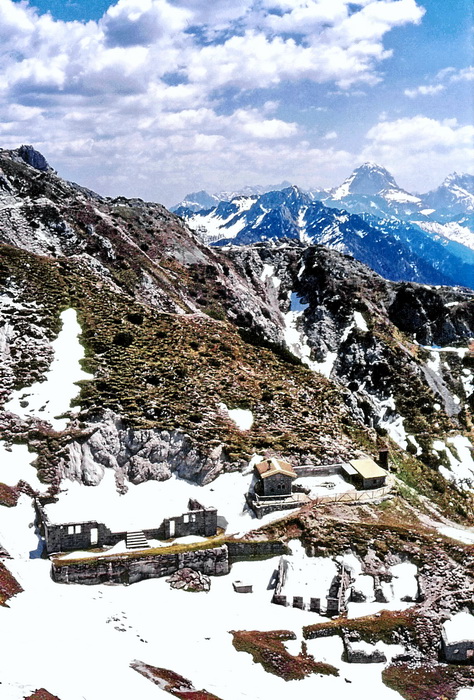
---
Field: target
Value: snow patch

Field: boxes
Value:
[435,435,474,489]
[0,442,43,491]
[219,402,254,431]
[415,220,474,251]
[377,396,407,450]
[260,263,281,289]
[437,525,474,545]
[353,311,368,331]
[443,612,474,645]
[4,309,93,430]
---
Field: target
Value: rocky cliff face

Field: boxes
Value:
[0,148,473,518]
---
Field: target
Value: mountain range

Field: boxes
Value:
[0,145,472,493]
[174,163,474,289]
[1,146,474,699]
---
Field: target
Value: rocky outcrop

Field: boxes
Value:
[166,567,211,592]
[64,411,236,486]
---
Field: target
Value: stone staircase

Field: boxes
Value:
[125,530,150,550]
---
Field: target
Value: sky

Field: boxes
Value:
[0,0,472,205]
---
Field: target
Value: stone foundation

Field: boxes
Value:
[51,545,229,586]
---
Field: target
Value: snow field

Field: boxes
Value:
[0,442,43,490]
[4,308,93,430]
[0,497,419,700]
[44,466,299,537]
[443,611,474,645]
[434,435,474,489]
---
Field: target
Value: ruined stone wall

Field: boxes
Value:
[160,507,217,540]
[51,544,229,586]
[39,500,217,554]
[226,539,288,561]
[442,634,474,663]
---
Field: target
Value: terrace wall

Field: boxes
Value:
[51,544,229,586]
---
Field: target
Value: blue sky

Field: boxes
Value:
[1,0,472,205]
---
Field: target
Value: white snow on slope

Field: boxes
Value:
[354,311,368,331]
[346,560,418,619]
[0,442,43,490]
[443,612,474,645]
[377,396,408,449]
[383,189,421,204]
[187,197,254,241]
[283,304,364,379]
[4,308,93,430]
[438,525,474,544]
[260,263,281,288]
[0,496,409,700]
[434,435,474,489]
[414,220,474,251]
[219,402,254,431]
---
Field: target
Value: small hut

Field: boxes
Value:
[254,458,297,497]
[342,457,387,490]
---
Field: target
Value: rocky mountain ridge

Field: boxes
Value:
[174,164,474,269]
[174,162,474,220]
[176,185,474,289]
[0,147,473,522]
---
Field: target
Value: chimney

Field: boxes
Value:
[378,449,389,471]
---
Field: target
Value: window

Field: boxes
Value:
[183,514,189,524]
[67,526,74,535]
[190,514,196,522]
[74,525,82,534]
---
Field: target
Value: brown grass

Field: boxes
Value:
[231,629,339,680]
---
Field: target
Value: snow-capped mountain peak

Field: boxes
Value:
[331,162,399,199]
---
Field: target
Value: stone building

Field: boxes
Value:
[254,457,297,497]
[442,611,474,663]
[36,498,218,555]
[342,457,387,490]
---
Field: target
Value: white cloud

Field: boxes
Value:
[404,83,445,98]
[238,117,298,139]
[102,0,191,47]
[362,115,474,190]
[0,0,432,203]
[450,66,474,83]
[404,65,473,98]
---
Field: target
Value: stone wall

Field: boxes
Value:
[51,545,229,586]
[294,464,344,478]
[226,539,288,561]
[304,627,339,640]
[160,505,217,540]
[44,519,125,555]
[38,498,218,555]
[260,473,294,497]
[442,634,474,663]
[344,643,387,664]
